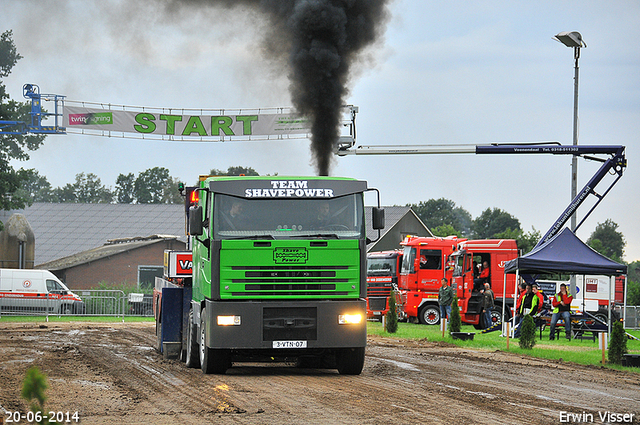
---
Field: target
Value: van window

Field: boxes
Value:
[46,280,64,293]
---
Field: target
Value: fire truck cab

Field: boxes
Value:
[448,239,519,328]
[397,236,462,325]
[366,250,403,321]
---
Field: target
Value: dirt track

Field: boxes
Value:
[0,322,639,425]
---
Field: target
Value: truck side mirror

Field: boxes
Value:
[189,206,203,236]
[372,207,385,230]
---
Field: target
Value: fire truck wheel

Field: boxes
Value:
[185,310,200,368]
[199,308,231,374]
[336,347,365,375]
[418,305,440,325]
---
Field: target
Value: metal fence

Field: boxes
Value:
[624,306,639,329]
[0,290,155,320]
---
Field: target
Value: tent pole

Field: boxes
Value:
[513,270,519,338]
[623,275,628,329]
[608,275,612,334]
[502,271,507,336]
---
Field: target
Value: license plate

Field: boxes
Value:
[272,340,307,349]
[373,311,381,315]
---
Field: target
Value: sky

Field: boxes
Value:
[3,0,640,261]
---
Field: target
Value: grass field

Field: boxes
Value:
[367,321,640,372]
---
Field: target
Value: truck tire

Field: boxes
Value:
[199,308,231,374]
[418,305,440,325]
[59,304,72,315]
[185,310,200,368]
[336,347,365,375]
[594,309,609,325]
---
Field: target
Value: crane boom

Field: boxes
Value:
[337,142,626,248]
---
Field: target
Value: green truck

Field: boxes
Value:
[176,176,384,375]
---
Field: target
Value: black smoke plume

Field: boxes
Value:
[168,0,391,175]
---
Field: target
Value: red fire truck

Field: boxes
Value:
[366,250,403,321]
[398,236,518,328]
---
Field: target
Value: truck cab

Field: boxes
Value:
[366,250,403,321]
[397,236,462,325]
[448,239,519,327]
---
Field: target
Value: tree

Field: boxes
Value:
[608,320,628,365]
[13,169,56,203]
[134,167,170,204]
[409,198,472,236]
[587,219,625,262]
[0,30,47,229]
[518,315,536,349]
[626,260,640,306]
[385,291,398,333]
[471,208,521,239]
[73,173,112,203]
[431,224,461,238]
[21,366,49,424]
[115,173,135,204]
[209,166,260,176]
[494,227,541,254]
[449,295,462,334]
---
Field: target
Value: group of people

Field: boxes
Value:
[514,282,573,339]
[438,277,495,329]
[438,275,574,337]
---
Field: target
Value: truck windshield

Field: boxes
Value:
[212,194,365,240]
[400,247,416,274]
[367,257,397,276]
[450,253,464,277]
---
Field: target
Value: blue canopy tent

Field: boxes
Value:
[503,227,627,336]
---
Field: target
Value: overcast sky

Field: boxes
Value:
[3,0,640,261]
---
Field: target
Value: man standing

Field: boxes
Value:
[515,283,539,337]
[482,282,495,329]
[438,277,454,323]
[550,283,573,340]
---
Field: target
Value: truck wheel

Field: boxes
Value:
[336,347,365,375]
[199,308,231,374]
[595,309,609,325]
[418,305,440,325]
[59,305,72,315]
[185,310,200,368]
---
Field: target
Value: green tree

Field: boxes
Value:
[471,207,521,239]
[385,291,398,333]
[518,315,536,349]
[21,366,50,424]
[13,169,56,203]
[431,224,461,238]
[162,176,184,204]
[608,320,628,365]
[134,167,170,204]
[587,219,625,262]
[0,30,47,229]
[409,198,472,236]
[449,295,462,334]
[209,166,260,176]
[115,173,135,203]
[494,226,541,254]
[73,172,112,203]
[626,260,640,306]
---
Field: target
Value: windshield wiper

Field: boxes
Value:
[226,234,276,240]
[289,233,340,239]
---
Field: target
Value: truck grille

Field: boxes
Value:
[231,266,350,296]
[368,297,388,311]
[263,307,317,341]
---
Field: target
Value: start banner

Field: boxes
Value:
[63,105,311,139]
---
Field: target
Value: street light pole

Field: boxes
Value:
[554,31,586,232]
[554,31,586,299]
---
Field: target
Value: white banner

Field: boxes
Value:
[63,105,311,139]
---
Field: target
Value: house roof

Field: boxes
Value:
[35,235,182,271]
[0,203,186,265]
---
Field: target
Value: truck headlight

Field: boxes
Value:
[217,315,241,326]
[338,314,362,325]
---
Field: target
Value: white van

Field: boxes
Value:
[0,268,85,314]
